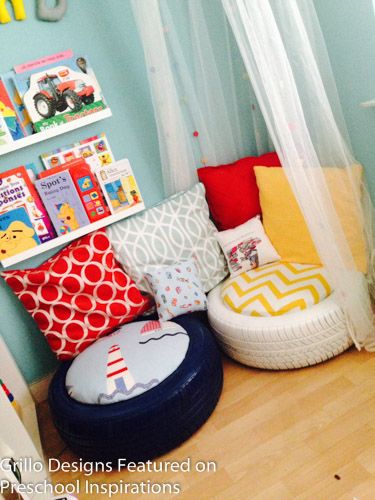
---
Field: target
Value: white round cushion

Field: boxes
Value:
[208,283,352,370]
[66,320,190,404]
[221,262,332,317]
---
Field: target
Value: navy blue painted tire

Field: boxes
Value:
[48,312,223,463]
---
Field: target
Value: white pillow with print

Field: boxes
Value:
[215,216,280,276]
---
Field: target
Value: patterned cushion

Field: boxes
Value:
[221,262,332,317]
[66,320,190,404]
[107,183,227,293]
[215,216,280,276]
[145,260,207,322]
[1,230,150,359]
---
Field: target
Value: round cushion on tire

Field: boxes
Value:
[49,312,223,462]
[208,285,352,370]
[66,320,190,405]
[221,262,332,317]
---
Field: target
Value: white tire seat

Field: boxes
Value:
[208,283,352,369]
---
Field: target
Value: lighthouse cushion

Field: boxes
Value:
[1,229,150,360]
[65,320,190,404]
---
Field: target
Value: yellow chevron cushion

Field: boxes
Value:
[221,262,332,317]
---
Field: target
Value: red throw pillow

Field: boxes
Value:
[1,229,150,360]
[197,152,281,230]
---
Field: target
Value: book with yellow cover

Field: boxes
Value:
[94,159,144,215]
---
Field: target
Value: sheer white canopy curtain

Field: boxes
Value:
[131,0,269,196]
[132,0,375,349]
[222,0,375,349]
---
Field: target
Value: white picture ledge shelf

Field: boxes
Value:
[0,108,112,156]
[1,203,144,268]
[360,100,375,108]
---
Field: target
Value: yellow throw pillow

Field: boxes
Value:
[254,165,367,273]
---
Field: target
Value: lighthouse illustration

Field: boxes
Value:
[140,320,162,335]
[140,320,177,335]
[106,344,135,395]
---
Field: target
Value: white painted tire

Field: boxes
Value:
[207,285,352,370]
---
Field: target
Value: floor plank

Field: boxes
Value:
[38,347,375,499]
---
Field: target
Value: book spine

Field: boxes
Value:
[19,166,56,242]
[23,168,56,242]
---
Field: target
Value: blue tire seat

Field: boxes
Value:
[48,312,223,463]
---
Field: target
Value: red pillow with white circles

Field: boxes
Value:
[1,229,151,360]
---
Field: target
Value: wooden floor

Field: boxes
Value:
[38,347,375,499]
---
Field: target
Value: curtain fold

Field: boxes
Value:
[133,0,375,348]
[131,0,197,196]
[223,0,375,348]
[131,0,268,195]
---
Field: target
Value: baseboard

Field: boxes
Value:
[29,371,55,403]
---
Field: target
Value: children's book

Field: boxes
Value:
[25,162,39,183]
[0,207,40,261]
[0,80,24,140]
[0,166,55,243]
[35,170,90,235]
[66,159,109,222]
[12,50,107,132]
[94,159,145,215]
[1,72,33,136]
[0,115,13,148]
[40,133,115,171]
[39,158,110,223]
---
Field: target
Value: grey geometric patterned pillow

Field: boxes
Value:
[107,183,227,293]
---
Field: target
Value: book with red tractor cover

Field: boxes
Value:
[39,158,110,223]
[12,50,107,132]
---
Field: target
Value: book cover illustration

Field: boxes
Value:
[0,115,13,148]
[0,80,24,140]
[35,170,90,235]
[25,162,39,183]
[0,207,40,261]
[0,166,55,243]
[68,159,109,222]
[1,72,33,136]
[40,133,115,171]
[95,159,145,215]
[13,50,107,132]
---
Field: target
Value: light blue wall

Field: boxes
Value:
[3,0,373,384]
[314,0,375,199]
[0,0,166,383]
[0,0,257,384]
